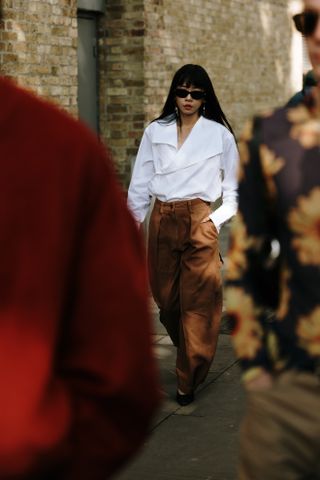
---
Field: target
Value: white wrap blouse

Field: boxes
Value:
[127,115,239,231]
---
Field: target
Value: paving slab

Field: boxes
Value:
[115,335,245,480]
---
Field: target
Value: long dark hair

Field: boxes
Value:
[154,64,234,136]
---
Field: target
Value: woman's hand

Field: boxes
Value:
[200,216,212,223]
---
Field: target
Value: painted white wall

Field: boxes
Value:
[289,0,304,93]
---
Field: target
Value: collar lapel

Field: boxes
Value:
[152,121,177,148]
[151,116,224,175]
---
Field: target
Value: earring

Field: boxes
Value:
[175,106,179,117]
[202,104,206,116]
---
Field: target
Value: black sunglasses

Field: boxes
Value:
[293,11,320,36]
[175,88,206,100]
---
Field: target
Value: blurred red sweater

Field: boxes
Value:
[0,78,160,479]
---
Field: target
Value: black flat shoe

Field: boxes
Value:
[176,391,194,406]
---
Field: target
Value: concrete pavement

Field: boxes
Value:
[115,309,245,480]
[114,223,245,480]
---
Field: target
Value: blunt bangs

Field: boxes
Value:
[176,72,206,91]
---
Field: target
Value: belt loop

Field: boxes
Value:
[188,200,192,213]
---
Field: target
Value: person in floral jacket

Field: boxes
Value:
[226,1,320,478]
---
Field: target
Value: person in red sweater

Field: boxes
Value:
[0,75,160,479]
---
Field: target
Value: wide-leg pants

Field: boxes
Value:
[148,198,223,394]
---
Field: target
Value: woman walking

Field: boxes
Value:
[128,64,238,405]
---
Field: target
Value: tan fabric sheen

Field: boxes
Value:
[239,371,320,480]
[148,198,222,393]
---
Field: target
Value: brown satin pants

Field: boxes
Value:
[148,198,222,394]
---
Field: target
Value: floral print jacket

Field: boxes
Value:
[226,96,320,381]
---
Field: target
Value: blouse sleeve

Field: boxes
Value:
[127,128,155,223]
[209,130,239,230]
[225,117,280,381]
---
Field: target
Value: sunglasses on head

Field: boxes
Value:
[175,88,206,100]
[293,11,320,36]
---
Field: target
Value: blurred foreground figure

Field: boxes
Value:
[286,69,317,107]
[226,1,320,479]
[0,77,159,479]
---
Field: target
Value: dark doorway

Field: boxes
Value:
[77,11,99,133]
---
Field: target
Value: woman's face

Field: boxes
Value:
[175,84,206,117]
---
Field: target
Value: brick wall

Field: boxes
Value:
[100,0,145,186]
[143,0,293,137]
[102,0,297,186]
[0,0,78,113]
[0,0,300,187]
